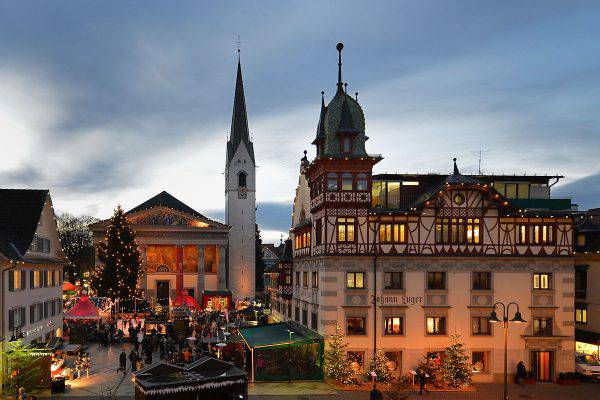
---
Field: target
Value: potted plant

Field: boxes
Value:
[556,372,580,386]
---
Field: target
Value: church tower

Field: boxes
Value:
[225,51,256,300]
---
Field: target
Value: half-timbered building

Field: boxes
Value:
[272,43,576,383]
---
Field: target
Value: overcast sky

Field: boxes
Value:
[1,1,599,244]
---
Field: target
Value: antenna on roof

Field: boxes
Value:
[471,145,490,175]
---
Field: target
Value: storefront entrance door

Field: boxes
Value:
[531,351,553,382]
[156,281,170,306]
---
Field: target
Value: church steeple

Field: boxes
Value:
[227,51,255,164]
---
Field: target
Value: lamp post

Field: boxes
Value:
[489,302,526,400]
[286,329,294,383]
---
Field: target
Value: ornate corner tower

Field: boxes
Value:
[225,52,256,300]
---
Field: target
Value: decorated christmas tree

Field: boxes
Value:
[3,340,45,395]
[416,353,444,387]
[368,349,391,383]
[442,334,472,388]
[91,205,143,302]
[324,324,353,384]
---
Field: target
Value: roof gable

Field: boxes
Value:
[0,189,48,259]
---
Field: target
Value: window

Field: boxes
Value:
[387,182,401,209]
[204,245,218,273]
[295,271,300,286]
[312,271,319,288]
[315,219,322,245]
[575,268,587,299]
[311,312,318,329]
[384,316,404,335]
[472,272,491,290]
[347,317,366,335]
[337,217,355,242]
[427,272,446,290]
[516,224,527,244]
[472,351,489,373]
[530,225,554,244]
[435,218,480,244]
[8,270,25,291]
[295,232,310,249]
[576,306,587,324]
[30,303,44,323]
[347,272,365,289]
[384,272,403,290]
[577,234,586,247]
[327,173,338,191]
[31,235,51,253]
[347,351,365,373]
[372,181,386,208]
[385,351,402,372]
[342,136,352,153]
[8,307,26,331]
[533,273,551,290]
[302,271,309,288]
[31,270,42,289]
[533,317,552,336]
[426,317,446,335]
[471,316,491,335]
[356,173,368,191]
[379,223,406,243]
[341,173,353,191]
[284,269,291,285]
[238,171,247,187]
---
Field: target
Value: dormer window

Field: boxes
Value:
[238,171,247,187]
[327,173,338,191]
[342,173,353,191]
[342,136,352,153]
[357,173,368,191]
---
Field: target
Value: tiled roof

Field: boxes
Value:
[0,189,47,260]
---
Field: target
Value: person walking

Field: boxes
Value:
[117,348,127,375]
[129,349,139,372]
[416,369,430,396]
[516,361,526,386]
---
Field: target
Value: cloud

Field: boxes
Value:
[553,172,600,211]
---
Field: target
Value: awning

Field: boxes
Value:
[576,329,600,345]
[64,295,101,320]
[239,321,323,349]
[62,282,78,292]
[172,293,201,310]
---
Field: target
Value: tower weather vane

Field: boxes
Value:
[236,34,242,53]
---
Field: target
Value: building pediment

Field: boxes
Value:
[128,207,211,228]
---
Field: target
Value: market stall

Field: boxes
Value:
[64,295,101,343]
[239,321,323,382]
[202,290,233,311]
[133,356,247,400]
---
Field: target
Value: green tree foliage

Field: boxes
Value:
[58,213,98,283]
[324,324,353,384]
[442,334,472,388]
[255,224,266,292]
[90,206,142,301]
[3,340,46,395]
[368,349,391,383]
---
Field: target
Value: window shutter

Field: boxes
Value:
[44,302,49,318]
[8,310,14,331]
[30,305,35,323]
[20,308,25,326]
[8,270,14,292]
[43,270,48,287]
[20,270,26,290]
[30,270,35,289]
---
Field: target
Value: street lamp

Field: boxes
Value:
[489,302,526,400]
[286,329,294,383]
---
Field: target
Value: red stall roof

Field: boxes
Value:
[64,295,101,320]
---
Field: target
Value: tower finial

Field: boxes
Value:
[453,158,459,174]
[321,90,325,106]
[355,92,358,101]
[336,42,344,91]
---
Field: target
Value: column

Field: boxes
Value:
[141,245,149,299]
[218,245,227,290]
[196,245,205,299]
[176,245,184,296]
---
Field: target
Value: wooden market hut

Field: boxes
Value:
[133,356,247,400]
[239,321,323,382]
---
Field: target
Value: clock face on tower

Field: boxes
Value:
[453,193,465,205]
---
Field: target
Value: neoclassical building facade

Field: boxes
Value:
[91,192,230,308]
[271,43,576,383]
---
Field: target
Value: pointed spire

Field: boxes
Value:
[336,42,344,92]
[227,52,254,163]
[453,158,460,175]
[313,91,327,144]
[338,96,357,132]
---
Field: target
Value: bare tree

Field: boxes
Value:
[58,213,98,283]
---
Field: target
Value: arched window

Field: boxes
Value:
[342,173,353,191]
[238,171,247,187]
[357,173,368,191]
[327,173,338,191]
